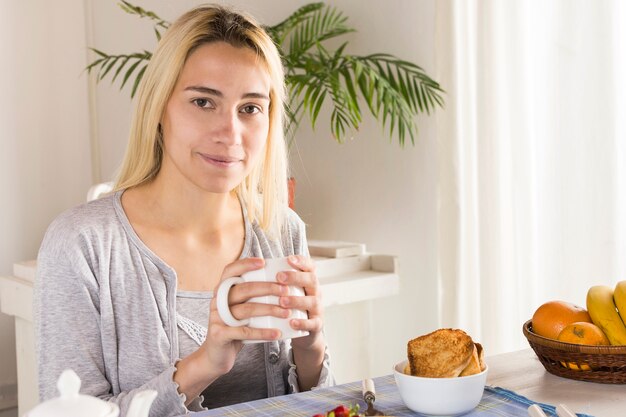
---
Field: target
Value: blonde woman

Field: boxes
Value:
[34,5,332,416]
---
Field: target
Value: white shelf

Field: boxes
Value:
[314,254,399,307]
[0,274,37,415]
[13,260,36,283]
[0,275,33,322]
[308,240,366,258]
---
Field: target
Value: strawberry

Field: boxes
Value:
[333,405,351,417]
[311,404,361,417]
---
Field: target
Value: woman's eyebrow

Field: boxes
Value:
[184,85,269,100]
[184,85,221,96]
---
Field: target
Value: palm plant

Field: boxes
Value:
[87,1,444,147]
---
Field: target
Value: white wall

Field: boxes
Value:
[0,0,93,409]
[290,0,440,379]
[87,0,440,381]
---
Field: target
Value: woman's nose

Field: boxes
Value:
[212,111,241,145]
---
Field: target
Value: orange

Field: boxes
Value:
[557,322,610,371]
[557,322,610,345]
[531,300,592,340]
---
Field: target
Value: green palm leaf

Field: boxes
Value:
[86,1,445,146]
[266,3,324,45]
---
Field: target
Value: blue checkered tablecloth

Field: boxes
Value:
[184,375,594,417]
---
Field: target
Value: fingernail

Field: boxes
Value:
[281,296,290,307]
[290,319,299,328]
[289,255,299,265]
[277,272,287,282]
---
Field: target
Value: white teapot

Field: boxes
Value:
[26,370,157,417]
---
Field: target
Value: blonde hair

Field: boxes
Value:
[114,4,288,237]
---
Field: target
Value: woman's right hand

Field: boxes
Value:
[203,257,290,373]
[175,257,289,401]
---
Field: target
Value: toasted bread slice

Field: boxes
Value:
[403,362,411,375]
[407,329,474,378]
[475,342,486,371]
[459,344,481,376]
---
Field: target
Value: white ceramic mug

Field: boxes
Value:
[216,257,309,343]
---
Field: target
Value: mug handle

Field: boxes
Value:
[216,277,249,327]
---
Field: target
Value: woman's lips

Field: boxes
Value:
[198,152,243,168]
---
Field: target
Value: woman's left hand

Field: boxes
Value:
[278,255,325,351]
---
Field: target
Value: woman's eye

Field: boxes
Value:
[192,98,213,109]
[241,105,261,115]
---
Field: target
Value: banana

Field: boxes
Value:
[586,285,626,345]
[614,280,626,328]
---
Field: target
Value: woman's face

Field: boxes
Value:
[160,41,271,193]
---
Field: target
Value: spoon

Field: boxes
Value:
[362,379,385,416]
[527,404,549,417]
[556,404,577,417]
[528,403,578,417]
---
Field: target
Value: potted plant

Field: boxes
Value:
[87,1,445,205]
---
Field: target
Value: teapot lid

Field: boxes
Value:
[28,370,118,417]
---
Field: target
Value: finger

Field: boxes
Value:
[289,315,324,333]
[220,257,265,283]
[287,255,315,273]
[277,270,318,293]
[209,322,281,342]
[279,293,322,315]
[229,302,291,321]
[226,281,290,305]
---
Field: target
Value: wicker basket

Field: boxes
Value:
[523,319,626,384]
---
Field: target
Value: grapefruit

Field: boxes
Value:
[531,301,592,340]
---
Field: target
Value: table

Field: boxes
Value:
[185,349,625,417]
[487,349,625,417]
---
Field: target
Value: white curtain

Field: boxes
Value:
[436,0,626,354]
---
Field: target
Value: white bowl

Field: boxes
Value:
[393,360,488,416]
